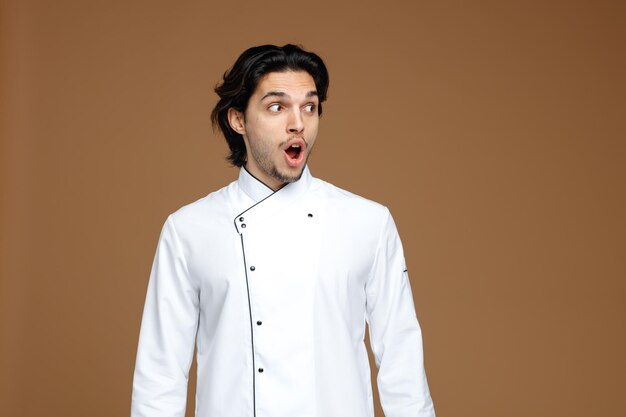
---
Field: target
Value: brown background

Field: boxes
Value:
[1,0,625,416]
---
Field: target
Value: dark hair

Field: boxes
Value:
[211,44,330,166]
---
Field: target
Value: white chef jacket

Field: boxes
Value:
[131,166,435,417]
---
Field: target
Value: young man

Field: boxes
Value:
[131,44,435,417]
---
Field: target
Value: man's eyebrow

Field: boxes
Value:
[260,91,288,101]
[260,90,319,101]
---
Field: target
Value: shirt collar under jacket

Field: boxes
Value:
[234,165,314,234]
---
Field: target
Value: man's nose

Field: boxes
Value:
[287,108,304,133]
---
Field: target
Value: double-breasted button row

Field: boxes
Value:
[255,321,263,373]
[247,254,265,375]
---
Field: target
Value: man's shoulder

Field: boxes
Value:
[313,177,391,220]
[168,180,236,226]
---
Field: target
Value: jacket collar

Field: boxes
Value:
[234,165,313,234]
[238,165,313,203]
[238,166,275,202]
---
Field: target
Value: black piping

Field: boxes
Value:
[233,174,295,232]
[243,165,275,192]
[232,190,276,232]
[239,233,256,417]
[233,168,301,416]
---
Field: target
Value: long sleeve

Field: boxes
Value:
[131,215,200,417]
[365,210,435,417]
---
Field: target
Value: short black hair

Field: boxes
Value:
[211,44,330,167]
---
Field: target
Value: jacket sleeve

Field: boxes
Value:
[365,209,436,417]
[131,215,200,417]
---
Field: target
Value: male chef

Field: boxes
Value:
[131,44,436,417]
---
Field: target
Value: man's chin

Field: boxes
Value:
[271,165,305,184]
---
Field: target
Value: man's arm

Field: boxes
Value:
[131,215,200,417]
[365,209,436,417]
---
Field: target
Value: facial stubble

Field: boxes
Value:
[247,138,313,185]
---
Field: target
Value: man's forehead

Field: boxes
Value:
[255,71,317,97]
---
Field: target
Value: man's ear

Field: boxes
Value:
[228,108,246,135]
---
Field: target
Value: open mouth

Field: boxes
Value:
[283,139,306,167]
[285,144,302,160]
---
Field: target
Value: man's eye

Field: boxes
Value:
[268,104,281,112]
[303,104,316,113]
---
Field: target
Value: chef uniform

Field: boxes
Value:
[131,165,435,417]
